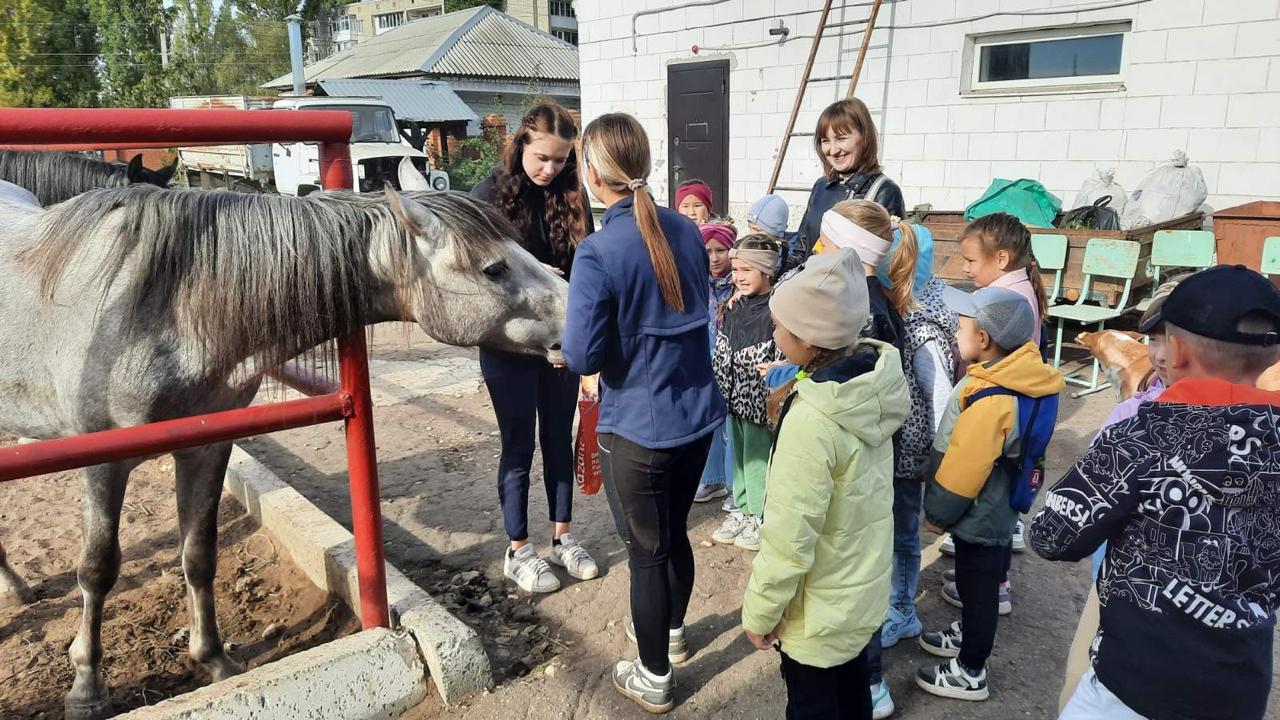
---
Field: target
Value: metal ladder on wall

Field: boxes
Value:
[767,0,886,194]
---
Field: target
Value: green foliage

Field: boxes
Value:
[0,0,100,107]
[89,0,169,107]
[438,127,504,192]
[444,0,504,12]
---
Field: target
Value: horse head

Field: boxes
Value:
[383,188,567,363]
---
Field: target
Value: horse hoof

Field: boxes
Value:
[0,587,31,608]
[207,655,245,682]
[64,696,112,720]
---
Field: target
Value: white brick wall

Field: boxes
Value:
[576,0,1280,224]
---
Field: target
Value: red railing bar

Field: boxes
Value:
[0,393,350,483]
[338,328,389,629]
[267,362,342,398]
[0,108,352,146]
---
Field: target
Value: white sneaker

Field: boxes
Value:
[504,544,560,593]
[734,515,761,552]
[712,510,748,544]
[871,680,895,718]
[613,658,674,714]
[720,496,735,513]
[548,533,599,580]
[939,533,955,556]
[1011,519,1026,553]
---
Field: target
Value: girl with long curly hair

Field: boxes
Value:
[471,101,597,595]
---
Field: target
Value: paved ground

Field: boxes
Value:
[240,324,1280,719]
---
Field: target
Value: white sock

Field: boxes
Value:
[669,626,684,638]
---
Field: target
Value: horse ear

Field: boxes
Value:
[126,154,145,182]
[156,157,179,185]
[384,187,443,239]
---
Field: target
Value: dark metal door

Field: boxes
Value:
[667,60,729,217]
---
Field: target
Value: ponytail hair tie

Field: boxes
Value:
[627,178,647,191]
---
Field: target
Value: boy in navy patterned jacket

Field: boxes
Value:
[1031,265,1280,720]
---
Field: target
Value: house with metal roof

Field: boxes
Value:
[266,5,580,134]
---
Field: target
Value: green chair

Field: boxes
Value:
[1136,230,1216,312]
[1261,236,1280,278]
[1031,233,1068,305]
[1047,238,1141,398]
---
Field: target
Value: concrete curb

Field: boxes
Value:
[222,445,494,704]
[122,628,427,719]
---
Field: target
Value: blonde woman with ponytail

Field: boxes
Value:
[563,112,726,715]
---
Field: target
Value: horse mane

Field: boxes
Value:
[0,150,130,206]
[23,185,512,374]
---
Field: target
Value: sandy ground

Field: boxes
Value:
[239,323,1280,719]
[0,453,359,719]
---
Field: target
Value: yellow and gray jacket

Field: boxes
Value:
[923,343,1064,545]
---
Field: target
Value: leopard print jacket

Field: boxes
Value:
[896,279,959,479]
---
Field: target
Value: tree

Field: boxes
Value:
[444,0,504,11]
[0,0,100,107]
[90,0,169,106]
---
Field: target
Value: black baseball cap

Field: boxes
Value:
[1142,265,1280,346]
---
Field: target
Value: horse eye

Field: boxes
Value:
[483,261,509,280]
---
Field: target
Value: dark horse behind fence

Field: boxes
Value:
[0,183,568,719]
[0,150,178,206]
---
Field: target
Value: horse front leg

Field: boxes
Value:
[65,462,130,720]
[173,443,244,682]
[0,539,33,607]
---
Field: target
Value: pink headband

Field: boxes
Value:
[675,182,713,211]
[699,222,737,250]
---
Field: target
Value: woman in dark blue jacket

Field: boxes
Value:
[796,98,905,262]
[564,113,725,714]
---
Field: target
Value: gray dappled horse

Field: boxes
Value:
[0,184,567,718]
[0,150,178,206]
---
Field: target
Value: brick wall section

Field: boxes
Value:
[575,0,1280,225]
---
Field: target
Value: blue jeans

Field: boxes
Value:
[698,419,734,490]
[868,477,924,683]
[479,348,579,542]
[889,477,923,617]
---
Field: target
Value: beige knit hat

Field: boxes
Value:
[769,248,869,350]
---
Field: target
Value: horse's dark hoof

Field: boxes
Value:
[64,696,112,720]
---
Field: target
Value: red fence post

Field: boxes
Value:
[319,138,390,629]
[339,329,390,629]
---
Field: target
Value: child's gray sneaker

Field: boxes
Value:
[916,658,989,701]
[548,533,599,580]
[694,483,728,503]
[942,580,1012,616]
[504,544,560,594]
[919,620,964,658]
[734,515,761,551]
[613,658,674,714]
[626,621,689,664]
[712,510,748,544]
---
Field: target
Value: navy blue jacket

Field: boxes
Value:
[564,197,726,449]
[797,172,905,260]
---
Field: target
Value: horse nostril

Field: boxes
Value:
[550,343,562,351]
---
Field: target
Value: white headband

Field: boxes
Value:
[820,210,891,267]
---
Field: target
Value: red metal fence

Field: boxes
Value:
[0,108,390,629]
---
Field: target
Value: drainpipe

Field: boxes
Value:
[286,14,306,96]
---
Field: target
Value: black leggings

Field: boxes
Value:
[599,432,712,675]
[955,538,1007,671]
[780,647,873,720]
